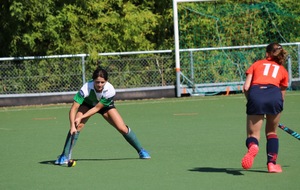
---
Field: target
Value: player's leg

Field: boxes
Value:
[246,114,264,142]
[103,108,150,159]
[55,105,90,165]
[264,85,283,172]
[241,114,263,169]
[265,113,282,173]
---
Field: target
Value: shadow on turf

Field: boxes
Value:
[189,167,269,175]
[39,158,138,165]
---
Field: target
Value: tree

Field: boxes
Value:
[0,0,299,57]
[0,0,162,57]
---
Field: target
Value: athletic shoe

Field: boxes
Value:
[138,149,151,159]
[54,154,68,165]
[267,163,282,173]
[241,144,259,170]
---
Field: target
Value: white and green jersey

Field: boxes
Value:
[73,80,115,107]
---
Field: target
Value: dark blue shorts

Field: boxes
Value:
[246,85,283,115]
[81,101,115,115]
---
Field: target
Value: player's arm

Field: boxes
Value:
[280,69,289,101]
[74,102,104,126]
[280,86,287,100]
[243,73,253,100]
[69,101,81,134]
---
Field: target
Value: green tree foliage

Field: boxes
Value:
[178,0,300,49]
[0,0,163,57]
[1,0,299,57]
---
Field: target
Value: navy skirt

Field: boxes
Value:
[246,85,283,115]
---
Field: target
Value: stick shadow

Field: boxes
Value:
[39,157,139,165]
[189,167,269,175]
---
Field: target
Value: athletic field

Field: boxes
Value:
[1,92,299,190]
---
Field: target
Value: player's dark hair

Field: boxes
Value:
[92,67,108,81]
[266,42,288,65]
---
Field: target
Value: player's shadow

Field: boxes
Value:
[39,158,138,165]
[189,167,269,175]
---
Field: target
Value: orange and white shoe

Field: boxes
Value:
[241,144,259,170]
[267,163,282,173]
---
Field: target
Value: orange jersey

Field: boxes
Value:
[246,58,289,88]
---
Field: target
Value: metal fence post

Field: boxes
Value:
[81,56,86,85]
[298,44,300,78]
[288,55,292,89]
[189,50,195,92]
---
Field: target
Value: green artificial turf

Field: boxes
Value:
[1,91,299,190]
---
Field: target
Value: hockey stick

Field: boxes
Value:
[68,132,76,160]
[63,132,77,167]
[278,124,300,141]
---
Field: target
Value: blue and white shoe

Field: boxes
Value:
[138,149,151,159]
[54,154,68,165]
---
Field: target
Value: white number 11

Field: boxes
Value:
[263,63,280,78]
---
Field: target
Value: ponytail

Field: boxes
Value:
[266,43,288,65]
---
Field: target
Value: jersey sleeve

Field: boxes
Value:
[73,83,89,104]
[73,91,85,104]
[245,62,255,75]
[280,67,289,87]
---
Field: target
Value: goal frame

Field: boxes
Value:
[173,0,217,97]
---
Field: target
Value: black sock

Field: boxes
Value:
[266,134,278,164]
[246,136,259,148]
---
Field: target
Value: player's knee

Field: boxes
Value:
[116,124,129,135]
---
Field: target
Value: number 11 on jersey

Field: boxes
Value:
[263,63,280,78]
